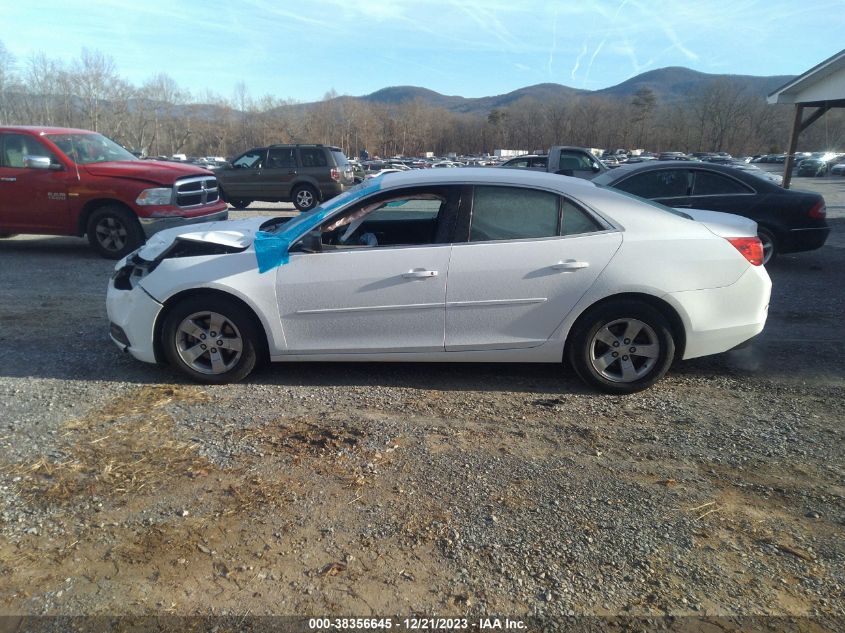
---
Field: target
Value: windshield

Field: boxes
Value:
[597,185,692,220]
[46,133,138,165]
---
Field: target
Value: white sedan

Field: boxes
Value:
[107,169,771,393]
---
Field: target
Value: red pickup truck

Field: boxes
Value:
[0,126,228,258]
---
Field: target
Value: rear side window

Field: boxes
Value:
[615,170,689,198]
[266,148,296,169]
[300,148,328,168]
[530,157,548,168]
[504,158,529,168]
[470,186,559,241]
[692,170,753,195]
[561,199,601,235]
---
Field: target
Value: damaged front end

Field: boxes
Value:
[112,238,248,290]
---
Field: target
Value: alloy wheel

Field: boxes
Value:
[588,318,660,383]
[175,311,244,375]
[95,217,128,252]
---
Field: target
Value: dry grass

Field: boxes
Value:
[6,385,211,506]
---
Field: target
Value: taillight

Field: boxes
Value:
[330,167,340,182]
[726,237,764,266]
[808,200,826,219]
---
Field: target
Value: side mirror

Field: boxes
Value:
[592,163,601,172]
[24,155,58,170]
[294,231,323,254]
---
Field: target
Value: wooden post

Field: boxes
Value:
[782,105,803,190]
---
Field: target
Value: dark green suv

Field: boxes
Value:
[216,144,354,211]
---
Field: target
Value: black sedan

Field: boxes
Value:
[592,162,829,264]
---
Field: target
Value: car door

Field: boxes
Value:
[0,132,70,233]
[220,149,265,198]
[275,185,460,354]
[445,185,622,351]
[611,168,692,207]
[257,147,298,198]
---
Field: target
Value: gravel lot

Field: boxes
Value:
[0,176,843,627]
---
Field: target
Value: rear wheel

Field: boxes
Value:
[757,227,777,265]
[229,199,252,210]
[86,205,144,259]
[568,300,675,394]
[292,185,318,211]
[161,295,261,384]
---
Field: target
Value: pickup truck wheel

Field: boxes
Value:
[161,295,259,384]
[292,185,318,211]
[86,205,144,259]
[229,199,252,209]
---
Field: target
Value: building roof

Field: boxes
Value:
[767,49,845,107]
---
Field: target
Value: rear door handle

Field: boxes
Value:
[402,270,439,279]
[0,177,16,182]
[552,260,589,271]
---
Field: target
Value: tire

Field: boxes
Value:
[229,199,252,210]
[86,205,144,259]
[757,227,777,265]
[568,300,675,394]
[161,295,261,384]
[292,185,319,212]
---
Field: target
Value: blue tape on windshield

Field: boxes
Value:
[253,179,383,273]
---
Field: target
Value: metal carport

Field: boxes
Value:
[767,48,845,189]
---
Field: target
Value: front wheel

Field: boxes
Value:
[86,205,144,259]
[161,295,261,384]
[568,300,675,394]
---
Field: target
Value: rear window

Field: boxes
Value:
[598,185,692,220]
[331,149,349,167]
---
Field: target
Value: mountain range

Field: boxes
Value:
[340,67,794,115]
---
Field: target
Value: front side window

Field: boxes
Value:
[311,186,453,249]
[614,170,690,198]
[233,150,264,169]
[692,170,753,195]
[470,186,559,241]
[46,133,135,165]
[2,133,55,168]
[559,151,596,170]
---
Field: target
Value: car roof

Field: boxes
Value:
[591,160,781,190]
[0,125,100,135]
[375,166,598,192]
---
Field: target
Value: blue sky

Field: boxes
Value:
[2,0,844,103]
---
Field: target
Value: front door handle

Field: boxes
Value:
[402,270,439,279]
[0,177,16,182]
[552,260,589,271]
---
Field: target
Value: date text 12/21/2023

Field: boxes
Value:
[308,617,527,630]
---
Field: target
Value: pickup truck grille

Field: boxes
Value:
[174,176,219,208]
